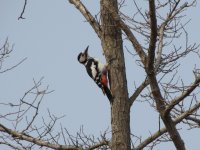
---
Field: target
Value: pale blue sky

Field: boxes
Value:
[0,0,199,149]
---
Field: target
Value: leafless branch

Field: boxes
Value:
[0,57,27,73]
[64,126,110,150]
[0,78,110,150]
[129,78,149,106]
[134,101,200,150]
[147,0,157,71]
[0,123,81,150]
[102,0,147,65]
[0,39,27,73]
[18,0,28,20]
[165,75,200,115]
[185,116,200,128]
[0,141,24,150]
[0,38,13,70]
[69,0,102,39]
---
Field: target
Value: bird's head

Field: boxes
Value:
[77,46,89,64]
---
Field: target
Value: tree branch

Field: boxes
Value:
[69,0,102,39]
[0,57,27,73]
[147,0,157,71]
[186,116,200,126]
[165,75,200,115]
[0,39,27,73]
[146,1,185,149]
[134,101,200,150]
[0,123,81,150]
[101,0,147,65]
[0,141,24,150]
[85,140,109,150]
[18,0,28,20]
[155,1,193,71]
[129,78,149,107]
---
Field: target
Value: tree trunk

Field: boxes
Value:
[100,0,131,150]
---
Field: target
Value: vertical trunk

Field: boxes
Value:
[100,0,131,150]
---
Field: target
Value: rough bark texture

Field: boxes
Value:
[100,0,131,150]
[146,1,186,149]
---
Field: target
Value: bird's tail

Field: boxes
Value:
[103,86,113,103]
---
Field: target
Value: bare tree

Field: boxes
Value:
[1,0,200,150]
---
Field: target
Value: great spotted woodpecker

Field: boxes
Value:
[77,46,112,102]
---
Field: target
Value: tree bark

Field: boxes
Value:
[146,1,186,149]
[100,0,131,150]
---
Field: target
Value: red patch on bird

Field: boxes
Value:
[101,74,108,87]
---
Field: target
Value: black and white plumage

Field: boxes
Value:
[77,46,112,102]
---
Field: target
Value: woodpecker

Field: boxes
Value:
[77,46,112,102]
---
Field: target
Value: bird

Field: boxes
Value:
[77,46,112,102]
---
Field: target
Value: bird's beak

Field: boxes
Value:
[84,45,89,55]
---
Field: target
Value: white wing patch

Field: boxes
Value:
[91,62,97,79]
[94,58,106,72]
